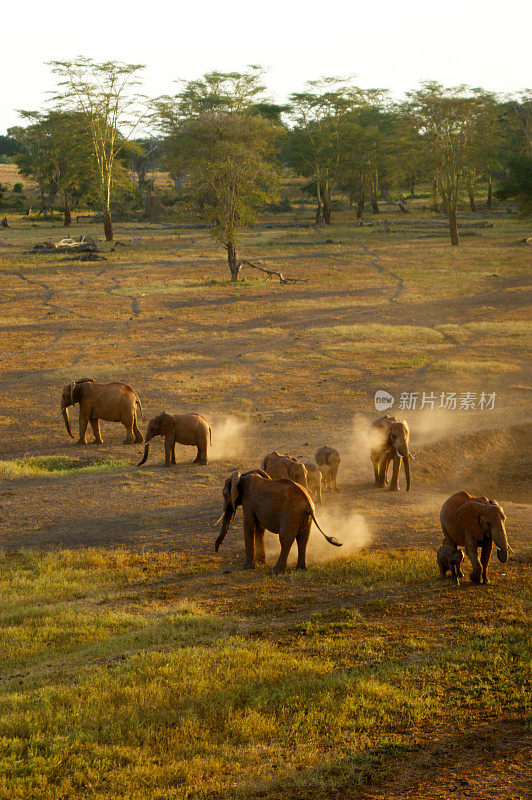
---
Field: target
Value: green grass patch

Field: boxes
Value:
[431,359,519,374]
[0,455,129,479]
[307,324,444,343]
[286,549,435,590]
[0,551,528,797]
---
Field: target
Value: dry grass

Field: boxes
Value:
[0,192,530,798]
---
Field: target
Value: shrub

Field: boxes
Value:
[12,182,23,193]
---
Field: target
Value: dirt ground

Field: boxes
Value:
[0,206,530,797]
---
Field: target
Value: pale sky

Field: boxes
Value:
[1,0,531,133]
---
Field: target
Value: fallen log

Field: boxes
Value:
[238,259,308,285]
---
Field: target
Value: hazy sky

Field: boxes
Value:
[2,0,530,132]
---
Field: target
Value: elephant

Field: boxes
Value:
[437,542,464,585]
[303,461,322,504]
[137,412,211,467]
[214,469,341,573]
[315,446,340,492]
[60,378,144,444]
[261,451,308,489]
[369,415,411,491]
[440,491,508,584]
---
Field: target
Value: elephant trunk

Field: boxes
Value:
[402,448,411,491]
[61,406,74,438]
[137,442,150,466]
[493,526,508,563]
[215,505,236,552]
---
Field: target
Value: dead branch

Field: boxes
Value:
[238,259,308,285]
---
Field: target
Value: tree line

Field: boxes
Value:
[3,59,531,277]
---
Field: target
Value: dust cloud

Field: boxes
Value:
[208,415,249,461]
[308,506,371,563]
[263,504,371,566]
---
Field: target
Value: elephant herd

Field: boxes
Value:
[58,379,510,584]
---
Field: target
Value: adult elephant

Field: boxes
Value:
[261,451,308,489]
[369,415,411,491]
[440,491,508,584]
[215,470,341,573]
[60,378,143,444]
[138,412,211,466]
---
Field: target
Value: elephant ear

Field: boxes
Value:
[455,501,485,541]
[230,470,241,507]
[160,413,174,435]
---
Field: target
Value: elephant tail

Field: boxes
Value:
[310,510,342,547]
[135,395,144,421]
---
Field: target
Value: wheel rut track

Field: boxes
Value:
[356,242,404,303]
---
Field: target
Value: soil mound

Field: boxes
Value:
[416,424,531,502]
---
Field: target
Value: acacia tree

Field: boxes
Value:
[49,58,145,240]
[406,83,486,245]
[9,115,56,216]
[285,78,364,224]
[156,69,282,281]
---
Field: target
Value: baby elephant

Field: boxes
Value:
[437,542,464,585]
[138,412,211,467]
[261,451,308,488]
[303,461,322,504]
[315,446,340,492]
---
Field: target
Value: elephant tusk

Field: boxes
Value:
[507,543,516,554]
[408,452,416,461]
[214,513,225,527]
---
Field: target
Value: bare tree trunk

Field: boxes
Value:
[410,179,416,197]
[40,184,47,218]
[370,168,379,213]
[432,179,440,213]
[103,207,113,242]
[448,205,459,246]
[356,192,365,222]
[486,171,492,208]
[468,182,477,212]
[323,182,332,225]
[227,240,240,282]
[315,181,324,225]
[63,192,71,227]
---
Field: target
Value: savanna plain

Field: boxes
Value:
[0,183,530,799]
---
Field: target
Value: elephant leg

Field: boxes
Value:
[164,434,173,467]
[480,536,493,584]
[243,515,256,569]
[90,418,103,444]
[123,421,135,445]
[255,526,266,565]
[465,538,482,584]
[132,417,143,444]
[78,414,89,444]
[295,517,311,570]
[331,467,339,492]
[371,451,380,484]
[377,454,388,487]
[272,523,296,574]
[171,441,176,465]
[194,443,208,465]
[388,455,401,491]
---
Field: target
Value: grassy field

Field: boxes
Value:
[0,173,531,798]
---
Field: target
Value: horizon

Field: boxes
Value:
[2,0,530,133]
